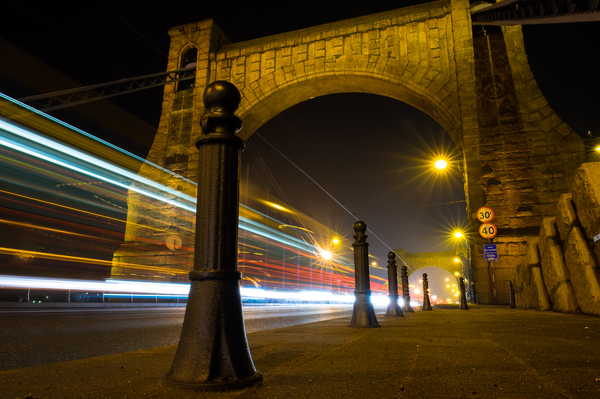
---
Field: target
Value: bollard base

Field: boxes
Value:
[349,291,380,328]
[385,295,404,317]
[386,303,404,317]
[402,304,415,313]
[422,297,433,311]
[165,270,262,390]
[163,370,263,392]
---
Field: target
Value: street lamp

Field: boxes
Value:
[434,159,448,170]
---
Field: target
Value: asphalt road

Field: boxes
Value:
[0,304,358,371]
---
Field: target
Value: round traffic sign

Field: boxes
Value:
[479,222,497,239]
[476,206,495,223]
[166,235,183,251]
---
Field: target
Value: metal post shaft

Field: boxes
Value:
[459,276,469,310]
[385,252,403,317]
[422,273,433,311]
[348,221,379,328]
[165,81,262,390]
[401,265,414,312]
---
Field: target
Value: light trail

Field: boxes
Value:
[0,275,390,304]
[0,93,400,303]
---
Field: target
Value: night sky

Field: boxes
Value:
[1,1,599,267]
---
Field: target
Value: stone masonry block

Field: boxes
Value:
[564,226,600,316]
[550,281,579,313]
[540,234,577,313]
[540,113,562,132]
[540,235,570,299]
[555,193,578,242]
[532,265,551,310]
[572,162,600,240]
[538,217,559,255]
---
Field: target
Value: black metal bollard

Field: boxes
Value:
[348,221,380,328]
[401,265,414,312]
[421,273,433,311]
[459,277,469,310]
[510,280,516,308]
[385,252,403,317]
[165,82,262,390]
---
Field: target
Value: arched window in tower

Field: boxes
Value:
[177,47,197,91]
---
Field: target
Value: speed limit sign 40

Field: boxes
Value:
[479,222,497,239]
[477,206,495,223]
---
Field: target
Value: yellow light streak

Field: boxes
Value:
[0,219,104,240]
[0,247,189,275]
[0,188,183,234]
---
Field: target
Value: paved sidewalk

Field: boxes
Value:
[2,306,600,398]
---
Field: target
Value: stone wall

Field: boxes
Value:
[514,162,600,316]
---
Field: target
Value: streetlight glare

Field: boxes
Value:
[332,238,340,245]
[454,231,463,238]
[434,159,448,170]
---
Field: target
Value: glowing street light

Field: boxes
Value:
[434,159,448,170]
[332,237,340,245]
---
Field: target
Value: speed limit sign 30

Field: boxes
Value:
[477,206,494,223]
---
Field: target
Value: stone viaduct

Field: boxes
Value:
[394,247,468,278]
[113,0,586,305]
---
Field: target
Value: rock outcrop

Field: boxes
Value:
[515,162,600,316]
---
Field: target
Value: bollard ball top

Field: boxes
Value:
[353,221,367,234]
[423,273,428,278]
[388,252,395,261]
[203,81,241,112]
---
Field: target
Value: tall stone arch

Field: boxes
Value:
[113,0,585,305]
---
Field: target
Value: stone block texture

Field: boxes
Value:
[572,162,600,241]
[563,227,600,316]
[518,162,600,316]
[514,237,550,310]
[539,224,578,313]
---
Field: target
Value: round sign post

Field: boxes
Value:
[476,206,495,223]
[479,222,497,240]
